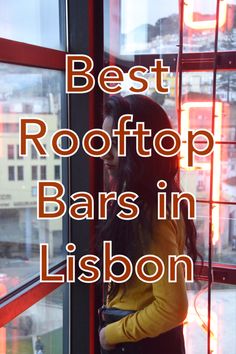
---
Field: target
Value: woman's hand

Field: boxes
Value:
[99,327,116,351]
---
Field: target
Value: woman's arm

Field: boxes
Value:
[104,219,188,346]
[99,327,116,350]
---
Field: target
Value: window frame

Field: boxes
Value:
[0,2,69,354]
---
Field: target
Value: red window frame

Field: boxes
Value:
[0,36,67,323]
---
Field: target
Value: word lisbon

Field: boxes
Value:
[40,241,194,284]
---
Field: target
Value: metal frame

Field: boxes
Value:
[67,0,104,353]
[0,37,65,70]
[135,52,236,72]
[104,52,236,73]
[195,262,236,284]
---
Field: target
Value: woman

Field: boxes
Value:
[98,94,202,354]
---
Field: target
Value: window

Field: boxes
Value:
[32,186,37,197]
[0,1,65,50]
[197,180,206,192]
[4,284,66,353]
[8,166,15,181]
[0,65,64,285]
[54,165,60,180]
[0,2,67,354]
[31,145,38,160]
[16,144,23,159]
[0,123,19,132]
[41,144,47,159]
[17,166,24,181]
[40,165,47,179]
[31,166,37,180]
[7,145,14,159]
[54,153,60,159]
[119,0,178,55]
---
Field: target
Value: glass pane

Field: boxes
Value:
[195,203,210,261]
[183,0,236,53]
[119,71,177,127]
[0,0,65,50]
[183,0,217,53]
[146,72,178,129]
[213,204,236,264]
[121,0,179,55]
[182,71,213,110]
[216,72,236,142]
[181,71,236,143]
[218,0,236,52]
[105,0,179,58]
[185,281,208,354]
[211,283,236,353]
[106,0,236,56]
[180,163,210,201]
[0,63,64,296]
[185,283,236,354]
[219,145,236,202]
[1,285,65,354]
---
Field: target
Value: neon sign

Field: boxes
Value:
[184,0,228,30]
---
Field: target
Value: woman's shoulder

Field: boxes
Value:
[150,211,186,252]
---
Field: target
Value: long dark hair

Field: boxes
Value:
[98,94,203,299]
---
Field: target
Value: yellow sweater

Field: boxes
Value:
[104,217,188,346]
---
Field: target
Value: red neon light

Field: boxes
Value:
[181,101,223,245]
[184,0,227,30]
[184,301,218,353]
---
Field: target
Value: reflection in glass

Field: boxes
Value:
[180,164,210,201]
[185,281,208,354]
[213,204,236,264]
[119,71,178,128]
[218,0,236,52]
[105,0,236,55]
[193,202,236,264]
[181,71,236,143]
[2,285,65,354]
[122,0,179,55]
[194,203,209,261]
[219,145,236,203]
[105,0,179,56]
[183,0,217,53]
[211,283,236,353]
[183,0,236,53]
[185,283,236,354]
[0,64,64,296]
